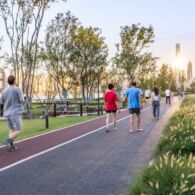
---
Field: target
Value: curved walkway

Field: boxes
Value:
[0,98,181,195]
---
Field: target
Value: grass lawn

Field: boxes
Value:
[0,115,101,145]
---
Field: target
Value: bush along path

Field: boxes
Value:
[130,95,195,195]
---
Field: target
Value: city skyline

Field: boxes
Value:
[0,0,195,73]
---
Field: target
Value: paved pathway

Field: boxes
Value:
[0,98,181,195]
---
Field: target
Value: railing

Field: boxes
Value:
[0,101,104,118]
[0,100,125,129]
[44,102,104,117]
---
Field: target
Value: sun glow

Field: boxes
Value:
[173,56,184,69]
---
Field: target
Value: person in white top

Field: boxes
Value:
[165,88,171,104]
[151,87,160,120]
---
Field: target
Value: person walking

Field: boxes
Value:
[151,87,160,120]
[124,82,142,133]
[0,75,24,151]
[165,88,171,104]
[104,83,120,132]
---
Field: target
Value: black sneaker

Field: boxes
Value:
[6,140,13,152]
[10,142,18,151]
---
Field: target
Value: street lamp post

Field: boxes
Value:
[97,66,103,115]
[97,73,100,115]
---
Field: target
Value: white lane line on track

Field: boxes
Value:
[0,108,130,148]
[0,114,106,149]
[0,108,127,148]
[0,106,151,173]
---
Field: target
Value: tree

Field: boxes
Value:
[114,24,157,82]
[157,64,169,91]
[44,11,79,101]
[139,76,156,91]
[70,26,108,102]
[190,81,195,92]
[105,65,126,97]
[0,36,4,61]
[0,36,3,53]
[179,70,186,90]
[0,0,66,97]
[157,64,177,91]
[168,67,177,91]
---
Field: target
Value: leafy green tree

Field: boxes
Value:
[157,64,177,91]
[157,64,169,91]
[0,0,66,96]
[139,76,156,91]
[179,70,186,90]
[44,11,79,100]
[190,81,195,92]
[114,24,157,82]
[168,67,177,91]
[70,26,108,101]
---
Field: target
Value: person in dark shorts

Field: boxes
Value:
[104,83,120,132]
[124,82,142,132]
[0,75,24,151]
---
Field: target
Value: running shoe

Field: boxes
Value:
[6,139,13,152]
[129,130,135,133]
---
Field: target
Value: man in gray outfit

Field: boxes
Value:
[0,75,24,151]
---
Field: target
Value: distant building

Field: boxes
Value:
[176,43,180,57]
[187,61,193,81]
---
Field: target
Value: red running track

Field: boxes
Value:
[0,109,132,169]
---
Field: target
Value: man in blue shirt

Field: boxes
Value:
[124,82,142,132]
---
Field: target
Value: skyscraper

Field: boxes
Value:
[176,43,180,57]
[187,61,193,81]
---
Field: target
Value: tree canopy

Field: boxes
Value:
[114,24,157,82]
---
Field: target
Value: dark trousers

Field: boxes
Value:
[166,96,171,104]
[152,101,160,118]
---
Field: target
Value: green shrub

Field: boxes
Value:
[129,95,195,195]
[155,105,195,156]
[130,153,195,195]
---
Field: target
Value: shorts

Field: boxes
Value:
[145,97,150,99]
[5,115,23,130]
[129,108,140,115]
[106,110,117,113]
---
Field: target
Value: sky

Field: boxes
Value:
[1,0,195,73]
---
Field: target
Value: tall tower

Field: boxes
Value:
[176,43,180,57]
[187,61,193,81]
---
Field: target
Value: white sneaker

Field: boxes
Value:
[129,129,135,133]
[106,126,109,132]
